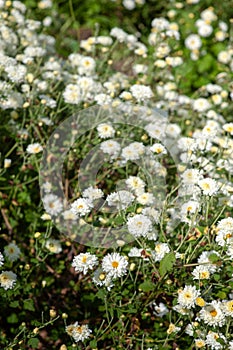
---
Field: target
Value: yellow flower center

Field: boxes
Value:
[111,261,119,268]
[210,309,217,317]
[82,255,87,263]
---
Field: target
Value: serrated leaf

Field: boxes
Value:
[23,299,35,311]
[9,301,20,308]
[159,252,176,277]
[139,280,155,292]
[27,338,39,348]
[208,253,220,263]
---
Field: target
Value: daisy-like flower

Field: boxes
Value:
[136,192,155,206]
[45,239,62,254]
[72,253,98,275]
[223,122,233,135]
[195,339,206,348]
[205,331,226,350]
[167,323,181,334]
[130,84,153,102]
[102,252,128,279]
[197,250,219,273]
[26,142,43,154]
[43,194,63,216]
[122,142,145,161]
[125,176,145,195]
[0,271,17,290]
[127,214,152,238]
[152,302,169,317]
[66,321,92,342]
[181,169,202,186]
[193,98,211,112]
[150,143,167,155]
[92,268,114,290]
[152,243,170,262]
[185,34,202,50]
[177,285,200,309]
[100,140,121,158]
[198,178,219,196]
[198,300,226,327]
[221,300,233,317]
[106,190,134,210]
[82,186,104,201]
[97,123,115,139]
[71,198,93,217]
[192,265,211,280]
[0,252,4,267]
[4,243,21,262]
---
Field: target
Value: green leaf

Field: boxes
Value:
[89,340,97,348]
[7,313,18,323]
[208,253,220,263]
[159,252,176,277]
[9,301,20,308]
[27,338,39,348]
[139,280,155,292]
[23,299,35,311]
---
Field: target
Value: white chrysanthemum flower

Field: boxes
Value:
[78,56,96,75]
[198,178,219,196]
[62,210,76,221]
[42,181,52,193]
[152,243,170,262]
[4,243,21,262]
[150,143,167,155]
[181,201,200,216]
[192,265,211,280]
[102,252,128,279]
[127,214,152,237]
[198,23,213,37]
[0,252,4,267]
[5,64,27,83]
[229,341,233,350]
[185,34,202,50]
[97,123,115,139]
[128,247,144,257]
[92,268,114,290]
[193,98,211,112]
[125,176,145,195]
[122,142,145,161]
[198,301,226,327]
[167,323,181,334]
[63,84,81,105]
[94,93,112,105]
[223,122,233,135]
[181,169,202,185]
[217,50,231,64]
[45,239,62,254]
[221,300,233,317]
[82,186,104,201]
[145,122,166,140]
[26,142,43,154]
[43,194,63,216]
[194,339,206,348]
[151,17,169,30]
[66,322,92,342]
[205,331,226,350]
[177,285,200,309]
[136,192,155,206]
[71,198,93,217]
[130,84,153,102]
[72,253,98,275]
[0,271,17,290]
[106,190,134,210]
[100,140,121,158]
[152,302,169,317]
[142,207,160,224]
